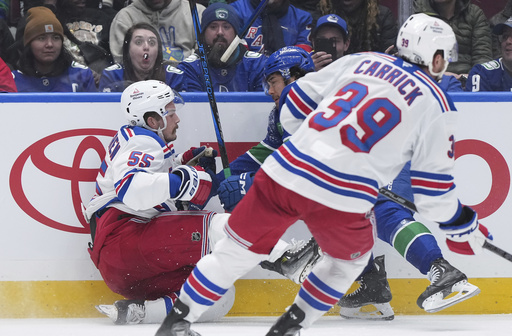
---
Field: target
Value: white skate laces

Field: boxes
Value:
[96,300,146,325]
[338,255,394,320]
[418,259,480,313]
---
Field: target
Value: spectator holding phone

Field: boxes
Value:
[310,14,349,71]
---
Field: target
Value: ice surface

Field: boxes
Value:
[1,314,511,336]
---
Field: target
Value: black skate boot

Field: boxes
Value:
[266,304,305,336]
[260,237,321,284]
[96,299,145,325]
[337,255,394,320]
[417,258,480,313]
[155,299,200,336]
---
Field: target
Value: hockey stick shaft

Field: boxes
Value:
[220,0,270,62]
[378,187,512,262]
[189,0,231,178]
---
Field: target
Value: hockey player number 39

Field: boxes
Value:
[309,81,401,153]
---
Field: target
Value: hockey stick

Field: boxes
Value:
[220,0,272,63]
[189,0,231,178]
[378,187,512,262]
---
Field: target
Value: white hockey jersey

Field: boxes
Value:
[264,52,461,224]
[85,125,183,221]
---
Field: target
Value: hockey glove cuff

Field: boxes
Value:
[440,206,493,255]
[171,165,213,208]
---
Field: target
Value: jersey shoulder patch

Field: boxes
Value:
[166,65,184,74]
[183,53,199,63]
[105,63,123,71]
[71,61,89,69]
[481,60,501,71]
[244,51,263,59]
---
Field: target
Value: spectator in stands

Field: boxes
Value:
[290,0,320,16]
[230,0,313,56]
[0,56,16,92]
[309,14,349,71]
[99,22,179,92]
[0,18,14,67]
[316,0,397,55]
[465,17,512,92]
[169,2,267,92]
[12,6,97,92]
[10,0,113,81]
[490,0,512,58]
[56,0,113,74]
[413,0,492,77]
[109,0,205,65]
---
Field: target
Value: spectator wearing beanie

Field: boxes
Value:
[167,2,267,92]
[12,6,97,92]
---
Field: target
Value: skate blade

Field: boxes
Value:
[423,280,480,313]
[339,303,395,321]
[95,304,118,322]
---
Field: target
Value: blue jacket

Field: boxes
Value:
[13,62,97,92]
[169,51,267,92]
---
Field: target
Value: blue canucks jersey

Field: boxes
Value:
[13,62,97,92]
[98,64,185,92]
[169,51,267,92]
[230,0,312,54]
[466,58,512,92]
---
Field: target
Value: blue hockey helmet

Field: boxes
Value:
[264,46,315,82]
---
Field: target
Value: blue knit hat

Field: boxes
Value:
[201,3,241,34]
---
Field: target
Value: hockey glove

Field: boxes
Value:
[171,165,218,209]
[217,172,255,212]
[197,150,218,175]
[440,206,493,255]
[178,146,216,166]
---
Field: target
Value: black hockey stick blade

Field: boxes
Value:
[189,0,231,178]
[378,187,512,263]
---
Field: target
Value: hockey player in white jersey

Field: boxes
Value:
[85,80,319,326]
[155,14,493,336]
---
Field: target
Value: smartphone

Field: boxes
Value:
[314,38,337,59]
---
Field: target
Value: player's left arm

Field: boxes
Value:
[410,107,492,255]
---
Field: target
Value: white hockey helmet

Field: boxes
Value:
[120,80,184,129]
[397,13,458,72]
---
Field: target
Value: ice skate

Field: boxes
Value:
[417,258,480,313]
[155,299,200,336]
[96,299,145,325]
[260,237,321,284]
[266,303,304,336]
[338,255,394,320]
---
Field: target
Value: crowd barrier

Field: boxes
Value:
[1,92,511,317]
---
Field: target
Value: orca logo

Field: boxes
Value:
[9,129,116,233]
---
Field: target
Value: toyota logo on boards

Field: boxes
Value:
[9,129,116,233]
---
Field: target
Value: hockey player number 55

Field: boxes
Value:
[309,82,401,153]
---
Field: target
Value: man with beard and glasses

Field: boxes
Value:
[168,2,267,92]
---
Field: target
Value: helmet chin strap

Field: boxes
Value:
[145,116,168,142]
[428,59,449,80]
